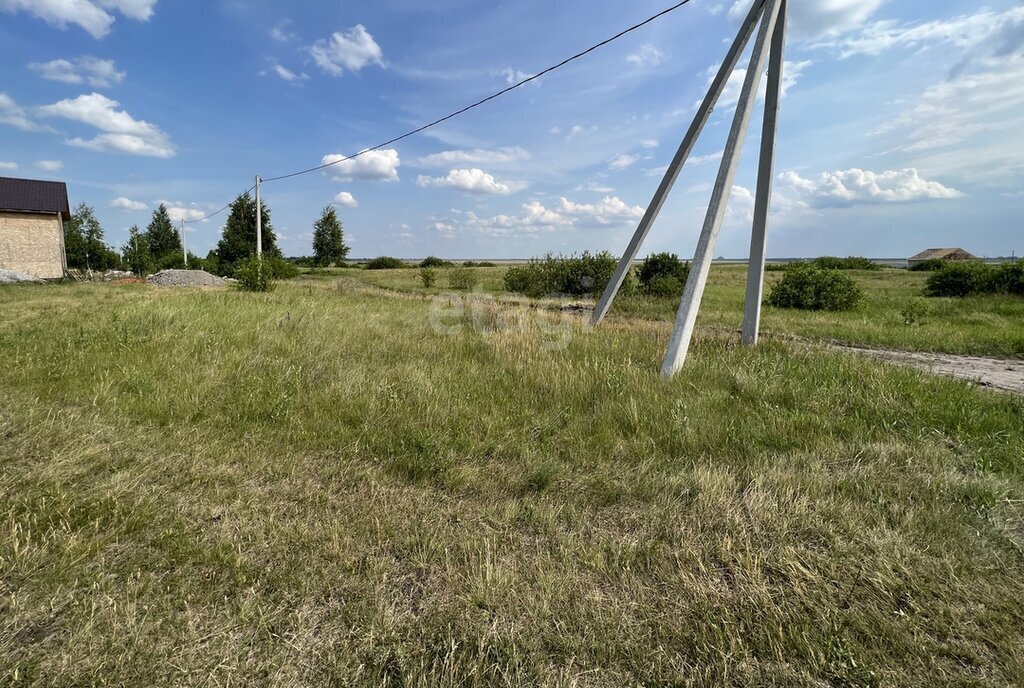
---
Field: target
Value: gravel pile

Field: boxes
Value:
[147,269,226,287]
[0,268,44,284]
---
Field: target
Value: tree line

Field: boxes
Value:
[62,197,350,275]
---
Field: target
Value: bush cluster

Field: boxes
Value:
[767,264,863,311]
[448,267,475,291]
[637,252,690,297]
[420,268,437,288]
[419,256,454,268]
[908,259,946,272]
[811,256,881,271]
[233,256,275,292]
[924,260,1024,297]
[366,256,408,270]
[503,252,621,298]
[463,260,497,267]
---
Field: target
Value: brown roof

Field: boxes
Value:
[0,176,71,220]
[909,248,974,261]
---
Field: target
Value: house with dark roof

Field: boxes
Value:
[908,247,976,268]
[0,176,70,278]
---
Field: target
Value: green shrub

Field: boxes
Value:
[503,252,619,298]
[420,268,436,288]
[419,256,454,268]
[812,256,881,270]
[991,260,1024,295]
[908,259,946,272]
[765,262,792,272]
[266,256,299,279]
[366,256,408,270]
[767,264,863,311]
[923,260,1024,297]
[464,260,497,268]
[923,262,995,298]
[638,252,690,297]
[233,255,275,292]
[448,267,475,291]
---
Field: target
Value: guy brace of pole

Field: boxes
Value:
[592,0,788,379]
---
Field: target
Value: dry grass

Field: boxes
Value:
[1,280,1023,686]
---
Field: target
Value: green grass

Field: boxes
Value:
[1,280,1023,686]
[331,264,1024,357]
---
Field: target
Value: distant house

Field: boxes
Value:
[0,176,70,278]
[908,247,976,268]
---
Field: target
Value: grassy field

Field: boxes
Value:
[338,264,1024,357]
[1,276,1023,686]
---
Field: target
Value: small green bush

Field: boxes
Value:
[638,252,690,297]
[233,255,275,292]
[767,264,863,311]
[991,260,1024,295]
[503,252,620,298]
[420,268,436,288]
[448,267,475,291]
[923,260,1024,297]
[366,256,408,270]
[908,259,946,272]
[266,256,300,279]
[923,262,995,297]
[465,260,497,267]
[812,256,881,271]
[419,256,454,268]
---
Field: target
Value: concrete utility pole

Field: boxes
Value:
[592,0,788,379]
[181,219,187,269]
[591,0,770,327]
[255,175,263,259]
[742,0,787,347]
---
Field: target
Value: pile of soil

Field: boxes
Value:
[147,269,226,287]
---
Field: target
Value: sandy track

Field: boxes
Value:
[837,346,1024,395]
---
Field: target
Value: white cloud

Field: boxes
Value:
[29,56,125,87]
[415,147,530,168]
[269,19,297,43]
[267,62,309,84]
[626,44,666,67]
[416,168,517,195]
[0,0,156,38]
[321,148,399,182]
[728,0,884,40]
[822,7,1024,58]
[0,161,17,170]
[453,195,644,238]
[110,196,146,211]
[711,59,812,111]
[36,160,63,171]
[641,139,659,149]
[158,200,210,223]
[334,191,358,207]
[0,92,48,132]
[309,25,384,76]
[609,154,640,170]
[500,67,534,84]
[778,168,964,206]
[39,92,175,157]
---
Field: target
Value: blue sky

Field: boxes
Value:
[1,0,1022,259]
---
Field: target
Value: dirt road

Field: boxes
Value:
[837,346,1024,395]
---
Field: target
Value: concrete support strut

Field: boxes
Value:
[660,0,783,378]
[741,0,787,347]
[590,0,769,327]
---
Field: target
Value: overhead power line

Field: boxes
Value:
[185,0,695,223]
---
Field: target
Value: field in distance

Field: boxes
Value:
[1,272,1022,686]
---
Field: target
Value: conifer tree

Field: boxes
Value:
[143,204,182,264]
[214,192,280,274]
[311,206,350,266]
[121,224,153,276]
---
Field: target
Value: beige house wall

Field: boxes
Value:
[0,211,66,279]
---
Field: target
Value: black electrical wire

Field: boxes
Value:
[186,0,695,222]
